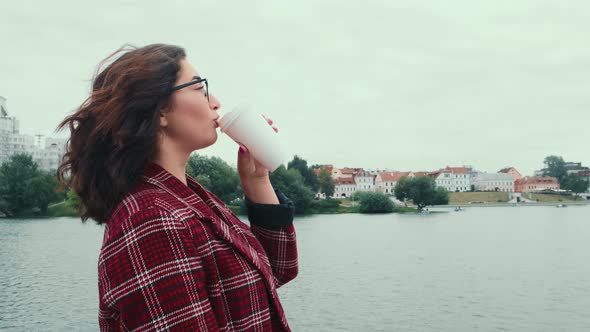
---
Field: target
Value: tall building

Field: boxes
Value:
[0,96,20,165]
[0,96,66,172]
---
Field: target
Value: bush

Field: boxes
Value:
[307,199,342,214]
[357,192,394,213]
[311,199,340,209]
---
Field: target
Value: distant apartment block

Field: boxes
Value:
[0,96,66,172]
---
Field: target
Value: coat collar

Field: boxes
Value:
[140,162,276,287]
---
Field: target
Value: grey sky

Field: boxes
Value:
[1,0,588,176]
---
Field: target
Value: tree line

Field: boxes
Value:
[0,154,64,217]
[0,153,338,217]
[542,155,589,194]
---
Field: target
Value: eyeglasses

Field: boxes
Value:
[171,77,209,102]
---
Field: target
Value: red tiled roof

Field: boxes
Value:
[340,167,363,175]
[428,171,442,178]
[515,176,559,185]
[335,177,356,185]
[444,166,469,174]
[412,171,429,177]
[378,171,410,182]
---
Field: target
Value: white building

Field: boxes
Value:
[354,171,376,192]
[333,177,357,198]
[432,167,471,192]
[1,96,19,164]
[472,173,514,192]
[375,171,411,195]
[0,96,66,172]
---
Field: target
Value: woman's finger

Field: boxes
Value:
[263,115,274,126]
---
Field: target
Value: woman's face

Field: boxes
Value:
[160,59,221,153]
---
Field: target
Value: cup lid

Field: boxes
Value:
[218,105,251,132]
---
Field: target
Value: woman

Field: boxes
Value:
[57,44,298,331]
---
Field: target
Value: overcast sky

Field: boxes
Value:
[1,0,588,176]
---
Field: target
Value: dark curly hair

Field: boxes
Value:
[56,44,186,225]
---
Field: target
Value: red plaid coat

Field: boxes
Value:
[98,162,298,331]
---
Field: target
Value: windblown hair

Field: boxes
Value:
[56,44,186,225]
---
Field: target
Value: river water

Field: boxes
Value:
[1,205,589,331]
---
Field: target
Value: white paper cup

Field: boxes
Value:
[218,106,289,172]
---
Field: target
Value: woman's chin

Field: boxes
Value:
[192,132,218,151]
[206,132,218,147]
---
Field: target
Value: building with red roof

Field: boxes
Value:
[514,176,559,193]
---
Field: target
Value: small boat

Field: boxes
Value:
[454,207,465,212]
[556,204,568,208]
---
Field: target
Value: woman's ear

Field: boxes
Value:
[159,112,168,128]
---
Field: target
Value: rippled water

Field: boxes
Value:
[1,206,589,331]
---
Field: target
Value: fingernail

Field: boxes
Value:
[239,146,245,154]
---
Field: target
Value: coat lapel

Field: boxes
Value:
[140,162,275,282]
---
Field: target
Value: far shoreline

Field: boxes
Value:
[1,198,588,220]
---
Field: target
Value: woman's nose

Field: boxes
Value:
[209,94,221,111]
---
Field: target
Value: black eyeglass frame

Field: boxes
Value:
[171,78,209,101]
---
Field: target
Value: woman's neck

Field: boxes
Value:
[153,143,190,186]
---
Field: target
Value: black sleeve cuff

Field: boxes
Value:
[244,190,295,230]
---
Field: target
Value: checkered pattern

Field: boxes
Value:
[98,162,298,331]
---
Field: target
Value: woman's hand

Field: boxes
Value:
[237,116,280,204]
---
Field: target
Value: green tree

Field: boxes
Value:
[560,174,589,194]
[0,154,40,216]
[433,187,450,205]
[194,174,213,189]
[357,192,394,213]
[288,155,320,192]
[24,171,62,213]
[543,155,567,182]
[318,168,335,198]
[187,154,242,204]
[394,176,449,210]
[270,165,314,214]
[66,187,81,211]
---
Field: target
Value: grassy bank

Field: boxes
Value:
[529,194,583,202]
[4,199,417,219]
[449,192,583,204]
[449,192,509,204]
[5,201,80,219]
[229,199,417,216]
